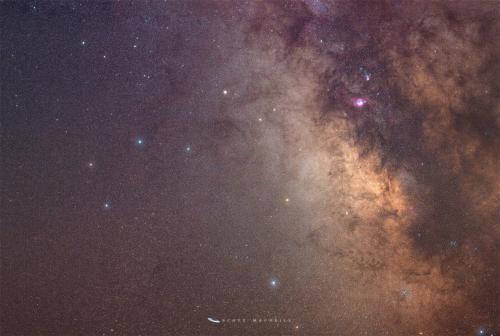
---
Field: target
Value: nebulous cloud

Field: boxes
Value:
[226,0,499,333]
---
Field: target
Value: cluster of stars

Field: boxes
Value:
[345,66,373,108]
[40,29,494,334]
[399,288,411,299]
[359,65,372,81]
[4,3,496,335]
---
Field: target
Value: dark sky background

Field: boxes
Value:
[1,1,499,335]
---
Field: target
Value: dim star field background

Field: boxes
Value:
[1,1,499,335]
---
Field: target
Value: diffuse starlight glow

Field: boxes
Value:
[2,1,497,335]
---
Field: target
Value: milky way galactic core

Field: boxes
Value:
[1,1,499,335]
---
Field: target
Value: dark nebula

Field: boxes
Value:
[1,1,498,335]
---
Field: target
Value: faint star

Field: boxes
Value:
[81,40,86,46]
[258,117,263,122]
[104,203,111,209]
[185,145,192,152]
[222,89,228,95]
[87,162,94,168]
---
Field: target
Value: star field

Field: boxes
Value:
[1,1,499,335]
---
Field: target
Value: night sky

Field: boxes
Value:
[1,1,499,335]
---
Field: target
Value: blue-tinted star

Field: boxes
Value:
[269,277,279,289]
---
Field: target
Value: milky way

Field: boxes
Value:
[2,1,498,335]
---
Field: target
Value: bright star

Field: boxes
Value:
[269,277,279,288]
[104,203,110,209]
[222,89,228,95]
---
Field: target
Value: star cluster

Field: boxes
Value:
[1,1,498,335]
